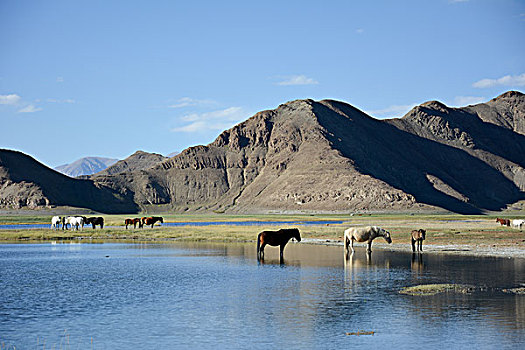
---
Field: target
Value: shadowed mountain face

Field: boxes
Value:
[55,157,118,177]
[90,91,525,214]
[0,150,138,213]
[1,92,523,213]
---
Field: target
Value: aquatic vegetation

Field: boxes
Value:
[399,284,476,296]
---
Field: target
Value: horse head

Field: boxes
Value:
[419,229,426,240]
[292,228,301,242]
[159,217,164,223]
[381,228,392,244]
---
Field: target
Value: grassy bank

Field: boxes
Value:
[1,213,524,257]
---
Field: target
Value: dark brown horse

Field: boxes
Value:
[496,218,510,227]
[256,228,301,261]
[125,218,143,229]
[85,217,104,229]
[411,229,426,252]
[143,216,164,228]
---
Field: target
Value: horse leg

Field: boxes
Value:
[350,238,355,253]
[411,238,416,252]
[280,244,285,260]
[367,240,372,253]
[259,243,265,259]
[419,240,423,252]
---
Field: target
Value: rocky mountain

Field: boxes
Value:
[55,157,118,177]
[1,91,523,214]
[90,91,525,214]
[0,149,137,212]
[94,151,167,176]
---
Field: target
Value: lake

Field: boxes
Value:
[1,242,524,349]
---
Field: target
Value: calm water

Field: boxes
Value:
[0,243,524,349]
[0,220,343,230]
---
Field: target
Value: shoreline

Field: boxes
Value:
[301,238,525,259]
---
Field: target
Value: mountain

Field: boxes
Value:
[0,149,137,213]
[94,151,167,176]
[2,92,523,213]
[89,91,525,214]
[55,157,118,177]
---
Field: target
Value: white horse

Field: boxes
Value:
[344,226,392,253]
[512,219,524,230]
[51,216,62,230]
[64,216,84,231]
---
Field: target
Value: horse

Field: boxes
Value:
[143,216,163,228]
[256,228,301,261]
[511,219,524,230]
[411,229,426,252]
[344,226,392,254]
[64,216,84,231]
[51,216,62,230]
[496,218,510,227]
[125,218,143,229]
[85,217,104,229]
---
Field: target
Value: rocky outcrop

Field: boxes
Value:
[95,150,167,176]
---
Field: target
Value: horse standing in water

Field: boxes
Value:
[344,226,392,254]
[51,216,62,230]
[85,217,104,229]
[411,229,426,252]
[256,228,301,261]
[125,218,143,229]
[143,216,163,228]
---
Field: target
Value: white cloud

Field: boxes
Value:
[452,96,486,106]
[46,98,75,104]
[168,97,215,108]
[0,94,21,105]
[367,103,417,118]
[277,75,319,86]
[171,107,248,132]
[18,104,42,113]
[56,77,64,83]
[472,73,525,88]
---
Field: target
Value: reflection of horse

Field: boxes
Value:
[344,226,392,253]
[496,218,510,227]
[51,216,62,230]
[64,216,84,231]
[411,253,425,273]
[143,216,164,228]
[411,229,426,252]
[125,218,143,229]
[512,219,524,230]
[85,217,104,229]
[256,228,301,261]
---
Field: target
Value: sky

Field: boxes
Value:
[1,0,524,168]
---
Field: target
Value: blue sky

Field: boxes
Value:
[1,0,524,167]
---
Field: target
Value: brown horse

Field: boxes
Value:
[85,217,104,229]
[125,218,143,229]
[344,226,392,254]
[496,218,510,227]
[411,229,426,252]
[256,228,301,261]
[143,216,164,228]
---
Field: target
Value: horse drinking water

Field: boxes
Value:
[256,228,301,261]
[411,229,426,252]
[344,226,392,254]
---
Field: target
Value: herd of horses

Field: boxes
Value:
[125,216,164,229]
[51,216,104,230]
[496,218,524,229]
[50,216,164,230]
